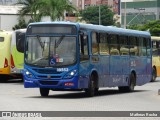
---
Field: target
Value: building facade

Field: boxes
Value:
[0,5,30,30]
[76,0,120,14]
[0,0,17,5]
[70,0,120,23]
[0,0,121,30]
[121,0,160,28]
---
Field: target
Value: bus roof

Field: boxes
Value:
[28,21,151,38]
[79,23,150,38]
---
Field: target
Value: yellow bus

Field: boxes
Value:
[0,30,12,78]
[151,36,160,82]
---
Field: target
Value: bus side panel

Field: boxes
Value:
[130,56,148,86]
[121,56,130,86]
[11,45,24,72]
[109,56,129,87]
[99,56,110,87]
[89,55,110,87]
[139,57,148,85]
[78,62,90,89]
[130,57,141,85]
[146,57,152,82]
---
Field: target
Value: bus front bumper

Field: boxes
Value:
[24,76,80,89]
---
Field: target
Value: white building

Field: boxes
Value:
[0,5,31,31]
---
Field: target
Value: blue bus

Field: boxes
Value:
[24,22,152,97]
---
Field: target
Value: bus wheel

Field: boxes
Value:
[85,75,96,97]
[151,68,156,82]
[40,88,49,97]
[128,73,135,92]
[119,73,135,92]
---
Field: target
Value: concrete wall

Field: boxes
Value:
[0,14,30,31]
[0,5,30,31]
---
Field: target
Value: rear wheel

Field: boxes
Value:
[40,88,49,97]
[119,73,135,92]
[151,67,156,82]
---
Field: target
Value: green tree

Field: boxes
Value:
[37,0,77,21]
[16,0,77,22]
[80,5,115,26]
[16,0,40,21]
[12,18,27,30]
[128,20,160,36]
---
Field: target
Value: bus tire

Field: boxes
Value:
[119,73,135,92]
[151,67,156,82]
[40,88,49,97]
[85,75,96,97]
[128,73,135,92]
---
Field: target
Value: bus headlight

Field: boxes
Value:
[24,70,34,78]
[64,70,77,79]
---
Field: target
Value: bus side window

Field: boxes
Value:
[92,32,99,55]
[130,36,138,56]
[0,37,4,42]
[109,34,119,55]
[138,37,147,56]
[99,33,109,55]
[147,38,151,56]
[79,34,89,61]
[119,35,129,55]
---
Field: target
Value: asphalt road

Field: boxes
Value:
[0,78,160,120]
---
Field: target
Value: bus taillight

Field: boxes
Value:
[4,58,8,68]
[11,54,15,69]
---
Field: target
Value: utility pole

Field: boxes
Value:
[124,2,126,28]
[99,0,102,25]
[99,5,101,25]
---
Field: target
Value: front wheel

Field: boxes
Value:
[40,88,49,97]
[85,75,96,97]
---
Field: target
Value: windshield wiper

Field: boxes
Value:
[55,35,65,48]
[53,35,65,55]
[37,35,45,50]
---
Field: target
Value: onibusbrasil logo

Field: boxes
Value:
[2,112,42,118]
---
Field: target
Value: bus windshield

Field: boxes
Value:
[25,36,76,67]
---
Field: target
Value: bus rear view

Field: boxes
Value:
[24,22,78,96]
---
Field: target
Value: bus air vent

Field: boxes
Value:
[39,81,58,85]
